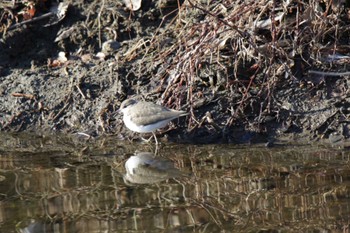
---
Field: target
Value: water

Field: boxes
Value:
[0,133,349,232]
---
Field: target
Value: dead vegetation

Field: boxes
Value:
[116,0,350,142]
[1,0,350,142]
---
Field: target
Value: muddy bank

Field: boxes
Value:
[1,0,350,144]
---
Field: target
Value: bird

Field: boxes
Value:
[119,99,188,144]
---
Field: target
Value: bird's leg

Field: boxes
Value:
[140,133,159,144]
[152,132,159,153]
[140,135,153,142]
[152,132,159,145]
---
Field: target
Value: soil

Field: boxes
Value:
[1,0,350,145]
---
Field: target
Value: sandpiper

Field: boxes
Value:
[119,99,188,144]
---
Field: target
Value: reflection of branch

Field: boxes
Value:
[191,197,239,225]
[197,202,223,227]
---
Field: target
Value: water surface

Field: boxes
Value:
[0,134,349,232]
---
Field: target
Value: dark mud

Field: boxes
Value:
[1,0,350,145]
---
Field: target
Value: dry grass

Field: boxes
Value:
[119,0,350,133]
[2,0,350,139]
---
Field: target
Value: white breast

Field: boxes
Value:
[123,115,170,133]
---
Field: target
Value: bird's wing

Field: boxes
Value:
[130,102,187,126]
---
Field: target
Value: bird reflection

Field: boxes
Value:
[124,151,184,184]
[19,221,47,233]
